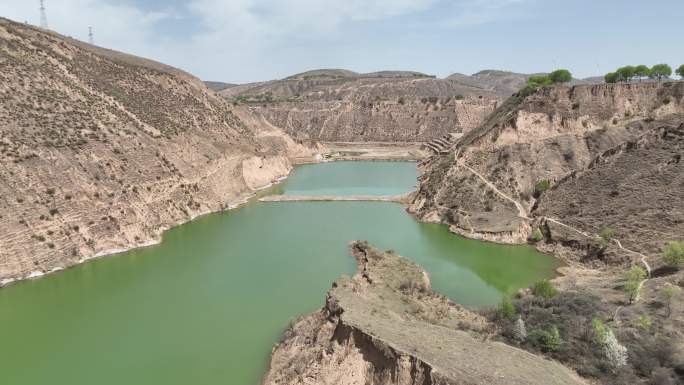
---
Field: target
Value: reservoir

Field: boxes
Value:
[0,161,559,385]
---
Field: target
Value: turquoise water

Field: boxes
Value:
[0,161,558,385]
[278,160,418,196]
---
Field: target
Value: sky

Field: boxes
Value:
[1,0,683,83]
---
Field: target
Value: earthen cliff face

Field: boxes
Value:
[410,82,684,251]
[0,18,309,284]
[220,72,500,142]
[264,242,585,385]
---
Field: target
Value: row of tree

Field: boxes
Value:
[605,64,684,83]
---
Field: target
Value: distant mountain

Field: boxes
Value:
[284,69,360,80]
[446,70,538,98]
[204,81,237,91]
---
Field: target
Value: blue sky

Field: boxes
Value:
[1,0,682,83]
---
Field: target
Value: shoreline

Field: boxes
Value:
[1,154,562,292]
[0,168,295,289]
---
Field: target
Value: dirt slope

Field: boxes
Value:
[0,18,311,285]
[219,71,500,142]
[410,82,684,244]
[408,81,684,384]
[264,242,585,385]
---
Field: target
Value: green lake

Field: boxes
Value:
[0,161,559,385]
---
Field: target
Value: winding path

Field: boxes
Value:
[453,152,652,303]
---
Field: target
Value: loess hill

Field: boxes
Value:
[217,69,506,142]
[0,18,309,285]
[410,81,684,384]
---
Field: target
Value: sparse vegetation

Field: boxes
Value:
[534,179,551,195]
[662,240,684,268]
[635,314,652,330]
[530,325,562,352]
[598,227,615,248]
[498,297,517,319]
[532,279,557,299]
[591,317,609,344]
[623,266,647,304]
[660,286,680,317]
[531,227,544,242]
[519,70,572,96]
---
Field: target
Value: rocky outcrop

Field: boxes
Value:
[0,18,313,285]
[264,242,586,385]
[410,82,684,247]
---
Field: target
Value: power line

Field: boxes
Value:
[39,0,48,29]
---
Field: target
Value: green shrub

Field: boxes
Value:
[592,317,609,344]
[531,325,562,351]
[549,69,572,84]
[535,179,551,193]
[498,297,517,319]
[528,75,552,87]
[660,286,680,317]
[598,227,615,248]
[662,240,684,268]
[650,64,672,80]
[533,280,558,299]
[677,64,684,79]
[531,228,544,242]
[605,72,618,83]
[635,314,652,330]
[616,65,636,81]
[624,266,647,304]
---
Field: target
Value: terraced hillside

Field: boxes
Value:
[219,69,501,142]
[411,81,684,245]
[0,18,310,285]
[409,81,684,384]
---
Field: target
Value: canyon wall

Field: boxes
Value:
[220,71,500,142]
[0,18,311,285]
[410,81,684,255]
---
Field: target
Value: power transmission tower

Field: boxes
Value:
[89,27,94,45]
[39,0,48,29]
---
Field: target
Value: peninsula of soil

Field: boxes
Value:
[264,241,585,385]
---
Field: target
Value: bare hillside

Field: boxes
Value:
[0,18,310,285]
[219,71,500,142]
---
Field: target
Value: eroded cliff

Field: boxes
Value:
[410,82,684,247]
[407,82,684,384]
[0,18,312,285]
[264,241,585,385]
[220,70,500,142]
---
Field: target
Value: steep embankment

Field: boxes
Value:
[409,81,684,385]
[0,18,311,285]
[264,241,585,385]
[219,70,500,142]
[411,82,684,247]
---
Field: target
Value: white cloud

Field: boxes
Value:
[0,0,533,81]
